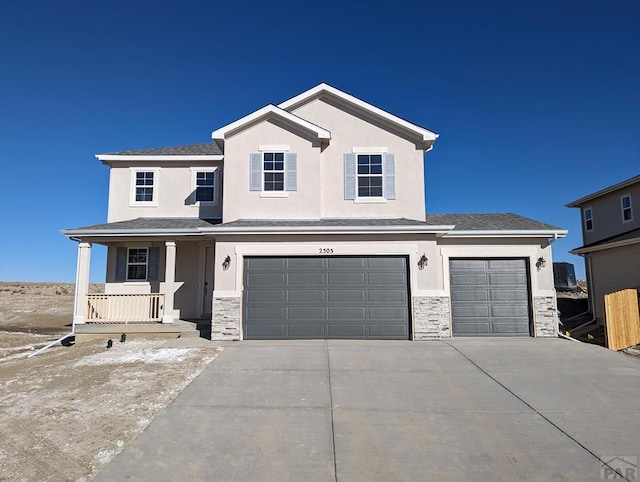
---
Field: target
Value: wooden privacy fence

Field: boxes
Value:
[84,293,164,323]
[604,288,640,351]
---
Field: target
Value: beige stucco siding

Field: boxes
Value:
[107,161,223,222]
[581,183,640,246]
[222,119,322,222]
[589,243,640,322]
[290,97,427,221]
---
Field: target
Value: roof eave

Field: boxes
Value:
[203,224,456,235]
[96,154,224,163]
[211,104,331,142]
[566,175,640,207]
[570,236,640,255]
[443,229,568,238]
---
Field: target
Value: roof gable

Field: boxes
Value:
[566,174,640,207]
[278,83,438,151]
[211,104,331,143]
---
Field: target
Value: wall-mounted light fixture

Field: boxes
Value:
[536,256,546,270]
[222,255,231,271]
[418,254,428,270]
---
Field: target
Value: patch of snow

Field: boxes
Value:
[75,339,195,366]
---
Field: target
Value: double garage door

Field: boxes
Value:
[243,256,410,340]
[450,258,532,336]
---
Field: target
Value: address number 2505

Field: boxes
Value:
[318,248,334,254]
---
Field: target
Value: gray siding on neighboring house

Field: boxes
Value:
[589,244,640,322]
[582,183,640,245]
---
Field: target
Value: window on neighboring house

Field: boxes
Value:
[622,195,633,222]
[135,171,154,202]
[263,152,285,191]
[584,207,593,232]
[127,248,148,280]
[195,171,215,202]
[357,154,383,197]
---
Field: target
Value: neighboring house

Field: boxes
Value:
[567,175,640,323]
[63,83,566,340]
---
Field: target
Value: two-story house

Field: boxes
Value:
[567,175,640,323]
[64,83,566,340]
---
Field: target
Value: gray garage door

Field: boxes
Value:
[450,259,531,336]
[243,256,410,339]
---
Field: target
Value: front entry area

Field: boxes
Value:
[242,256,410,339]
[450,258,532,336]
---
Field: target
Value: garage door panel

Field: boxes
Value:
[287,290,325,303]
[243,256,409,340]
[287,258,325,269]
[450,258,531,337]
[489,273,527,285]
[450,259,488,270]
[328,306,366,320]
[327,324,366,338]
[368,289,407,302]
[327,289,365,302]
[328,273,366,285]
[451,274,488,286]
[245,290,285,303]
[451,290,489,302]
[246,273,285,286]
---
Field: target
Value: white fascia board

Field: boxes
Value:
[201,225,456,235]
[570,236,640,255]
[62,228,204,238]
[211,104,331,141]
[443,230,568,238]
[97,155,224,162]
[278,83,439,146]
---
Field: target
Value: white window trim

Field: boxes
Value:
[584,206,594,232]
[356,153,386,201]
[352,146,388,153]
[259,191,289,198]
[621,194,633,223]
[129,168,160,207]
[189,167,220,206]
[259,145,290,152]
[126,247,149,281]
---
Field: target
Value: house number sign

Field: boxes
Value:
[318,248,334,254]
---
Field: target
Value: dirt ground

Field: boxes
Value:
[0,282,221,481]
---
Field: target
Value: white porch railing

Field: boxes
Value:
[84,294,164,323]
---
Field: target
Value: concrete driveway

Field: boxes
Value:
[95,339,640,481]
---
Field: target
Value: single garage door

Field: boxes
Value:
[450,258,531,336]
[243,256,410,339]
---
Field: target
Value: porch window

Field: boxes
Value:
[127,248,148,280]
[195,171,215,202]
[622,195,633,222]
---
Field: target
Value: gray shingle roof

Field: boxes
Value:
[218,218,433,228]
[426,213,563,231]
[102,143,223,156]
[64,217,221,232]
[573,226,640,251]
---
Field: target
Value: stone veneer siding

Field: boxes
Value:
[211,296,241,341]
[534,296,558,337]
[413,296,451,339]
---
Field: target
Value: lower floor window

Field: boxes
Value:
[127,248,148,280]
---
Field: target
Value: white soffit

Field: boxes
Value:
[97,155,223,162]
[211,104,331,141]
[278,83,439,148]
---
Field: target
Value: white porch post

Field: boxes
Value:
[162,241,176,323]
[73,242,92,325]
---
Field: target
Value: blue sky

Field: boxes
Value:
[0,0,638,282]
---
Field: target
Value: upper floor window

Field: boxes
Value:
[357,154,383,197]
[195,171,215,202]
[135,172,154,202]
[263,153,285,191]
[249,152,297,193]
[584,207,593,232]
[622,195,633,222]
[130,168,159,206]
[344,152,395,201]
